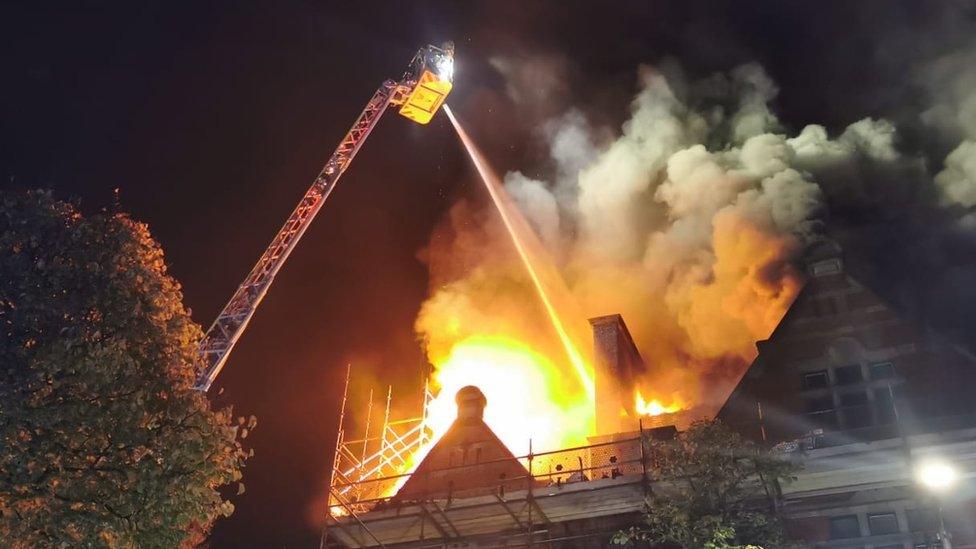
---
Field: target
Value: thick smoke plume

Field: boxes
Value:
[925,45,976,210]
[416,53,976,429]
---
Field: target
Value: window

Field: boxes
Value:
[835,364,863,385]
[868,512,899,535]
[803,370,829,390]
[840,391,869,407]
[844,407,873,429]
[812,410,839,430]
[874,389,897,424]
[907,508,938,532]
[805,395,834,413]
[840,389,872,427]
[830,514,861,539]
[810,258,841,276]
[871,362,895,380]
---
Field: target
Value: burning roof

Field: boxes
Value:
[393,386,534,501]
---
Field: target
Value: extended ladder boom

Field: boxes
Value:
[196,45,454,391]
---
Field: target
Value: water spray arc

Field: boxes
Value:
[443,105,595,399]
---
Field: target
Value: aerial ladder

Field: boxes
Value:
[195,44,455,391]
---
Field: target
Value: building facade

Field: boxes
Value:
[324,241,976,548]
[720,241,976,548]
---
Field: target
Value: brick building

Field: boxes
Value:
[720,240,976,548]
[324,241,976,548]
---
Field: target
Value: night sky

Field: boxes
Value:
[3,1,976,546]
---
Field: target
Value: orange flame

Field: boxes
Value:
[380,335,593,498]
[405,106,596,463]
[424,335,593,456]
[321,98,813,524]
[444,105,595,399]
[634,389,684,417]
[400,110,801,477]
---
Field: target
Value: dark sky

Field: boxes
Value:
[3,1,975,546]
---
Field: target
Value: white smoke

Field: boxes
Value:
[918,45,976,141]
[727,63,781,142]
[839,118,900,162]
[503,171,562,250]
[467,62,918,407]
[574,67,704,263]
[489,54,573,120]
[936,140,976,208]
[912,32,976,210]
[422,51,976,414]
[543,109,599,217]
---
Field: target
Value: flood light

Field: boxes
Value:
[436,56,454,82]
[917,460,958,491]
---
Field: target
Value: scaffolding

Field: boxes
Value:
[328,367,436,516]
[322,425,654,549]
[320,369,678,547]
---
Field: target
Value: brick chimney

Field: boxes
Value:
[455,385,487,422]
[589,314,646,435]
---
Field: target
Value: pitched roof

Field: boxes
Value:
[393,386,534,501]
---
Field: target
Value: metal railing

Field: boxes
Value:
[327,435,647,517]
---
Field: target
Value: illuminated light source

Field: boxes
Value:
[916,459,958,491]
[436,56,454,82]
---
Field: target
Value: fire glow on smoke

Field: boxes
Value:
[444,105,595,401]
[417,106,596,457]
[635,389,685,417]
[426,335,593,456]
[317,50,976,517]
[412,64,825,462]
[410,105,720,464]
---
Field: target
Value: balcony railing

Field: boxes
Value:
[328,435,647,517]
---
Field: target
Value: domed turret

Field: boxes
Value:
[455,385,487,421]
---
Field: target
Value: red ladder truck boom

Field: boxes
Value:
[195,44,454,391]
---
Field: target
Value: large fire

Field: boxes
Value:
[443,105,594,400]
[634,389,685,417]
[392,100,804,482]
[379,335,594,499]
[425,334,593,456]
[407,105,601,459]
[319,66,859,523]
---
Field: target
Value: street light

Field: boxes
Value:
[915,459,958,548]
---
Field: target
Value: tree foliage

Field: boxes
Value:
[0,190,252,547]
[614,420,799,549]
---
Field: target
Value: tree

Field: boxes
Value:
[614,420,798,549]
[0,190,252,547]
